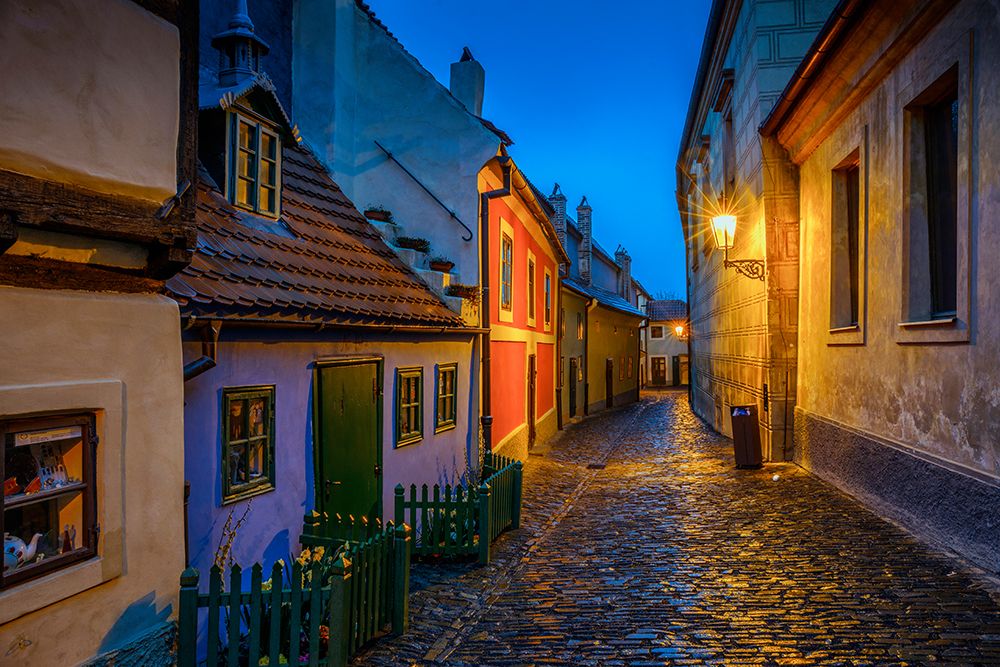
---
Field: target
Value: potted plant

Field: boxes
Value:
[363,205,393,223]
[445,283,480,305]
[428,256,455,272]
[395,236,430,253]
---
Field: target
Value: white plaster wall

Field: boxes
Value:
[647,329,688,383]
[181,336,479,577]
[293,0,499,286]
[0,0,179,202]
[796,0,1000,480]
[0,287,185,665]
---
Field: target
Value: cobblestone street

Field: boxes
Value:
[359,391,1000,666]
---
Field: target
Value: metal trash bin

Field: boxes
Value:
[731,405,763,469]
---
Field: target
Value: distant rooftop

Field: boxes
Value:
[647,299,687,321]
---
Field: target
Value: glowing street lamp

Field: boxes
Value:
[710,213,765,281]
[674,324,685,337]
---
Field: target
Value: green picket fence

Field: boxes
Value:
[393,454,522,564]
[301,511,384,549]
[177,522,410,667]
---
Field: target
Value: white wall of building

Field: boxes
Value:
[0,0,179,202]
[292,0,500,286]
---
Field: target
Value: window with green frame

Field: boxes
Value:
[396,368,423,446]
[222,385,275,502]
[229,111,280,218]
[435,363,458,432]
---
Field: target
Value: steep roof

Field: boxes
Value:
[563,277,645,319]
[166,144,464,328]
[647,299,687,321]
[353,0,513,146]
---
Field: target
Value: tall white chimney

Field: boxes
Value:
[450,47,485,116]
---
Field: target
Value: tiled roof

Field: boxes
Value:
[353,0,513,146]
[647,299,687,321]
[563,277,645,319]
[166,144,465,328]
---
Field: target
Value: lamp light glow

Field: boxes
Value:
[711,214,736,250]
[674,325,684,337]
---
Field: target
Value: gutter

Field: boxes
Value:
[759,0,863,137]
[479,148,513,453]
[182,318,221,381]
[180,314,484,335]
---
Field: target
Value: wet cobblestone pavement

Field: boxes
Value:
[357,390,1000,665]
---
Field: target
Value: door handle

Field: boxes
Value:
[373,464,382,477]
[325,479,342,496]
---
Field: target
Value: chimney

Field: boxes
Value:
[450,47,485,116]
[547,183,567,250]
[577,196,592,285]
[615,246,632,301]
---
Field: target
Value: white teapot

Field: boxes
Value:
[4,533,42,573]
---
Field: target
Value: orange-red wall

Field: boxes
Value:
[492,340,526,442]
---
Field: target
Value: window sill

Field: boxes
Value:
[222,482,275,506]
[826,323,865,346]
[895,316,969,345]
[434,422,457,435]
[897,316,957,328]
[0,554,117,624]
[395,435,423,449]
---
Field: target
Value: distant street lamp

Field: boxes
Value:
[710,214,765,281]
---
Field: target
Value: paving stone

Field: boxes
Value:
[355,391,1000,665]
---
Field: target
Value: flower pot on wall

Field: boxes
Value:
[429,260,455,272]
[364,209,393,223]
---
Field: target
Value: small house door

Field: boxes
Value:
[568,357,578,417]
[314,358,382,525]
[605,358,614,409]
[671,356,680,386]
[527,354,537,446]
[652,357,667,385]
[679,355,690,385]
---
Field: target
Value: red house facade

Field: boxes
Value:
[479,151,568,459]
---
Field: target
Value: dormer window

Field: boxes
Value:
[228,111,280,218]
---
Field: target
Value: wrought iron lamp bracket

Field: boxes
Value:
[723,247,766,280]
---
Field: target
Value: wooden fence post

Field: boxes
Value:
[394,484,405,528]
[328,553,352,667]
[392,522,411,635]
[178,568,199,667]
[478,482,492,564]
[511,460,523,530]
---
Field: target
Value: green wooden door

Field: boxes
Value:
[314,359,382,524]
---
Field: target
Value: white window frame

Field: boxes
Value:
[543,268,553,332]
[526,249,537,327]
[498,218,514,324]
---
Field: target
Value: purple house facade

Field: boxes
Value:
[167,4,479,581]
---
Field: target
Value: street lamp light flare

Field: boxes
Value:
[711,214,736,250]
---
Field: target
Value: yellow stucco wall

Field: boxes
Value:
[0,287,185,664]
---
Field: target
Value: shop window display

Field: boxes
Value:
[2,413,97,589]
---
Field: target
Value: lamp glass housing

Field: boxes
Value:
[711,214,736,250]
[674,325,684,337]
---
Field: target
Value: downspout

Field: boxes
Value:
[583,304,589,416]
[479,151,512,453]
[183,319,222,381]
[555,275,564,431]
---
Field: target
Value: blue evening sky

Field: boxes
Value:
[366,0,712,300]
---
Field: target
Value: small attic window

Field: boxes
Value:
[227,111,281,218]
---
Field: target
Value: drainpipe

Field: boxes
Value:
[555,276,564,431]
[479,149,512,452]
[182,319,222,382]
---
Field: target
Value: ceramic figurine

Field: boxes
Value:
[3,533,42,573]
